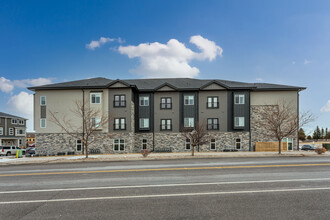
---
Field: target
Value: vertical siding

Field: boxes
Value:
[227,90,250,132]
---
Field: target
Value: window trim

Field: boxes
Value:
[184,95,194,105]
[160,97,172,109]
[234,94,245,104]
[207,96,219,109]
[113,95,126,107]
[90,93,102,104]
[40,96,46,106]
[18,119,24,125]
[235,138,241,150]
[139,96,149,106]
[76,140,83,152]
[11,119,17,124]
[234,117,245,127]
[139,118,150,129]
[185,138,191,150]
[114,118,126,130]
[113,139,125,151]
[160,119,172,131]
[40,119,46,128]
[210,138,216,150]
[207,118,219,130]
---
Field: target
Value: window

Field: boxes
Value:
[207,96,219,108]
[114,95,126,107]
[18,119,24,125]
[160,119,172,131]
[210,139,216,150]
[139,118,149,129]
[91,118,101,128]
[184,95,194,105]
[76,140,83,151]
[16,129,25,135]
[160,97,172,109]
[184,117,194,128]
[139,96,149,106]
[40,119,46,128]
[40,96,46,106]
[9,128,14,135]
[235,138,241,150]
[114,139,125,151]
[207,118,219,130]
[90,93,101,104]
[142,139,147,149]
[0,127,3,135]
[19,139,22,145]
[11,119,17,124]
[234,94,245,104]
[114,118,126,130]
[185,139,191,150]
[234,117,245,127]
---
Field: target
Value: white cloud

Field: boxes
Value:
[86,37,124,50]
[321,100,330,112]
[304,59,311,65]
[256,78,263,82]
[118,35,223,78]
[0,77,14,93]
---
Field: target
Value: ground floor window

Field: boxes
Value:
[114,139,125,151]
[76,140,83,151]
[185,139,191,150]
[142,139,147,149]
[19,139,22,145]
[235,138,241,150]
[282,138,293,151]
[210,139,216,150]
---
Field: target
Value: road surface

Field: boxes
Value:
[1,157,330,219]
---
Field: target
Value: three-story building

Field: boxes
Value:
[0,112,27,147]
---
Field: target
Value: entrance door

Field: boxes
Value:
[283,138,293,151]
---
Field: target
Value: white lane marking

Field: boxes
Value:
[1,178,330,194]
[1,187,330,204]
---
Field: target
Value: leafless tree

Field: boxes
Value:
[181,121,209,156]
[49,99,112,158]
[258,101,314,154]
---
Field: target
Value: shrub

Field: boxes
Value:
[141,149,151,158]
[315,147,327,155]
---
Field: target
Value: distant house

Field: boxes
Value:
[0,112,27,147]
[26,132,35,147]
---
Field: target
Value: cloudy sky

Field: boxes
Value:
[1,0,330,134]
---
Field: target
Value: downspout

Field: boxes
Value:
[82,89,85,154]
[297,91,299,151]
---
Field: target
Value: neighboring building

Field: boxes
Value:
[0,112,27,147]
[28,77,305,154]
[26,132,36,147]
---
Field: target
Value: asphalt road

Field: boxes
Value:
[1,157,330,219]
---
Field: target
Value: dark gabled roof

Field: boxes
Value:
[28,77,306,92]
[0,112,27,120]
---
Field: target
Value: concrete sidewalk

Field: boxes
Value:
[1,151,329,166]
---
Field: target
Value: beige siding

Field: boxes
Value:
[250,91,298,107]
[201,83,226,90]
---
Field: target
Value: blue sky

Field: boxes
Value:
[1,0,330,133]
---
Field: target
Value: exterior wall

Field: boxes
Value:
[137,93,154,132]
[227,90,250,132]
[0,116,27,147]
[181,92,198,129]
[199,90,227,132]
[154,91,180,132]
[250,91,298,106]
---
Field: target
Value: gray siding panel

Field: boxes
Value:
[137,93,153,132]
[227,91,250,132]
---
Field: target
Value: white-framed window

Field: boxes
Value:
[0,127,3,135]
[142,139,147,149]
[40,96,46,106]
[9,128,14,135]
[185,139,191,150]
[16,129,25,136]
[234,117,245,127]
[139,118,149,129]
[184,117,194,128]
[114,118,126,130]
[19,139,22,145]
[40,118,46,128]
[11,119,17,124]
[184,95,194,105]
[76,140,83,151]
[161,119,172,131]
[235,138,241,150]
[91,118,101,128]
[114,139,125,151]
[234,94,245,104]
[207,96,219,108]
[139,96,149,106]
[90,93,101,104]
[18,119,24,125]
[210,138,216,150]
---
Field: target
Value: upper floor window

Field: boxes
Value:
[11,119,17,124]
[139,118,149,129]
[207,118,219,130]
[18,119,24,125]
[40,96,46,106]
[207,96,219,108]
[161,119,172,131]
[235,138,241,150]
[184,117,194,128]
[40,119,46,128]
[184,95,194,105]
[91,117,101,128]
[234,117,245,127]
[91,93,101,104]
[16,129,25,136]
[0,127,3,135]
[9,128,14,135]
[140,96,149,106]
[234,94,245,104]
[114,118,126,130]
[160,97,172,109]
[114,95,126,107]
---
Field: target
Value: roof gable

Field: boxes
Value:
[155,83,178,91]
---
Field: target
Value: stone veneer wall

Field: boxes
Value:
[250,105,298,150]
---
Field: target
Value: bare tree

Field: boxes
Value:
[181,121,209,156]
[49,99,112,158]
[258,101,314,154]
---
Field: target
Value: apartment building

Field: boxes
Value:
[28,77,305,154]
[0,112,27,147]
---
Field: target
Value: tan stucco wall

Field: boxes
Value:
[34,89,109,133]
[250,91,298,107]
